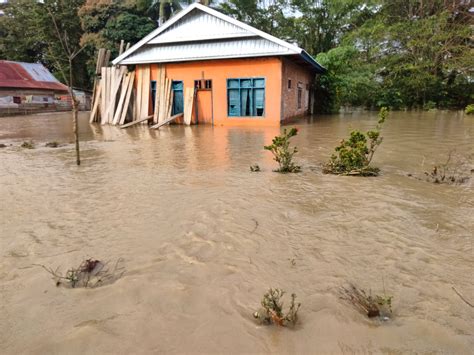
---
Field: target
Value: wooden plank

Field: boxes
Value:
[158,77,166,123]
[108,67,114,123]
[120,115,152,129]
[141,65,150,121]
[106,67,113,123]
[100,67,107,124]
[167,90,174,120]
[112,73,131,125]
[91,78,98,110]
[160,78,168,123]
[150,113,183,130]
[119,74,135,125]
[119,40,125,56]
[183,87,195,125]
[103,68,126,125]
[153,65,163,124]
[96,48,105,75]
[89,82,102,123]
[135,69,143,120]
[161,78,171,123]
[104,50,111,67]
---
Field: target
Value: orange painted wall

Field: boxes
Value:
[144,57,282,127]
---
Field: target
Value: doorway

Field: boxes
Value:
[194,79,213,124]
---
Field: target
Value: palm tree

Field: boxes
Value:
[144,0,213,26]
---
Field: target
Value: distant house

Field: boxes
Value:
[113,3,325,126]
[0,60,72,116]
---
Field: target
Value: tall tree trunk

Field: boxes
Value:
[69,59,80,166]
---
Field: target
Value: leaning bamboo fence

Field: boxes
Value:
[89,46,194,129]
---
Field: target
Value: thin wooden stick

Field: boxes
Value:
[120,115,152,128]
[150,113,183,129]
[452,287,474,308]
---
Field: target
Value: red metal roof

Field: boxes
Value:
[0,60,69,92]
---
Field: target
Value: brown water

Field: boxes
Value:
[1,111,473,354]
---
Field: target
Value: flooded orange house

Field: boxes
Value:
[113,3,325,127]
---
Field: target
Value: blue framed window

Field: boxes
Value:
[152,80,184,114]
[172,81,184,115]
[227,78,265,117]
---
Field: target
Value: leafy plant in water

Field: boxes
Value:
[264,128,301,173]
[250,164,261,172]
[21,140,35,149]
[465,104,474,115]
[324,107,388,176]
[253,288,301,327]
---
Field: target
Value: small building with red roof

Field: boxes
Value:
[0,60,72,116]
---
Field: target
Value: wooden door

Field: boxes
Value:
[196,90,213,124]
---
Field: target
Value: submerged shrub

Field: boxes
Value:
[423,101,437,111]
[21,140,35,149]
[45,141,60,148]
[423,150,472,185]
[250,164,261,172]
[465,104,474,115]
[339,283,393,320]
[324,107,388,176]
[264,128,301,173]
[253,288,301,327]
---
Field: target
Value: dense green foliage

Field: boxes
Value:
[324,107,388,175]
[264,127,301,173]
[0,0,89,88]
[1,0,472,106]
[220,0,473,112]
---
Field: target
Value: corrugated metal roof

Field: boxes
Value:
[113,3,326,73]
[0,60,69,92]
[121,38,294,65]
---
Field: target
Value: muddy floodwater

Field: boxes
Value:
[1,111,473,354]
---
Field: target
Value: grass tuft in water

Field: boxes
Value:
[35,258,125,288]
[339,283,393,320]
[21,140,35,149]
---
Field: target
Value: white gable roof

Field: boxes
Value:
[112,3,325,72]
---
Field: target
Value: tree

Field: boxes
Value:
[219,0,293,40]
[0,0,89,89]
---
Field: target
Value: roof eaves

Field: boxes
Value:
[300,50,327,74]
[120,51,298,65]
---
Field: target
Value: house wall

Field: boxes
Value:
[0,88,71,116]
[281,58,314,121]
[138,57,283,127]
